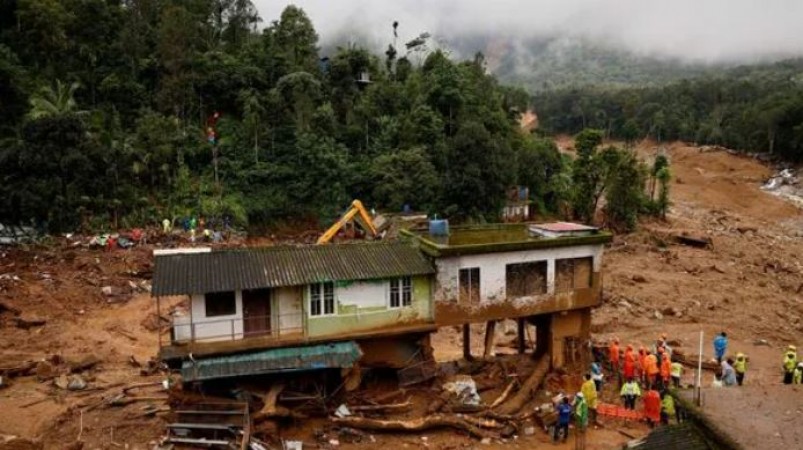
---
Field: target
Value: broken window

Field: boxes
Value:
[555,257,593,292]
[205,291,236,317]
[390,276,412,308]
[506,261,547,298]
[310,282,335,316]
[459,268,481,303]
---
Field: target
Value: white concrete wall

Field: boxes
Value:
[337,280,389,309]
[434,244,603,304]
[186,291,244,341]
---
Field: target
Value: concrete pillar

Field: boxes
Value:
[483,321,496,358]
[462,324,472,360]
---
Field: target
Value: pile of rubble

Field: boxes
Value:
[762,168,803,208]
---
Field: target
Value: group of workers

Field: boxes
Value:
[606,335,682,391]
[606,336,680,426]
[161,216,227,243]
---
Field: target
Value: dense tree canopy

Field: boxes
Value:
[534,59,803,162]
[0,1,662,233]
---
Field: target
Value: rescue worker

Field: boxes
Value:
[644,350,659,390]
[659,349,672,390]
[574,392,589,448]
[623,344,637,381]
[670,359,683,389]
[581,374,598,425]
[783,345,797,384]
[643,389,661,428]
[620,377,641,410]
[656,332,673,359]
[554,396,572,443]
[794,362,803,384]
[162,218,171,234]
[713,332,728,365]
[609,338,621,376]
[660,390,676,425]
[721,358,737,386]
[591,362,604,393]
[637,346,648,385]
[733,353,748,386]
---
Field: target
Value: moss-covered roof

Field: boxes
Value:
[401,223,612,257]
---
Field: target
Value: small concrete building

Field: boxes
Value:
[402,222,612,367]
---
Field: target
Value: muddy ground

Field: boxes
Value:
[1,139,802,449]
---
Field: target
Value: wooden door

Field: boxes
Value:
[242,289,271,337]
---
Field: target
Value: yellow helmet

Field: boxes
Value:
[789,345,797,351]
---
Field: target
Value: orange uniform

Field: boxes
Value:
[643,390,661,423]
[645,354,659,376]
[660,355,672,382]
[637,347,647,377]
[623,345,637,379]
[609,341,621,369]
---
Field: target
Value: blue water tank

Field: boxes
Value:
[403,204,411,214]
[429,219,449,236]
[518,186,529,200]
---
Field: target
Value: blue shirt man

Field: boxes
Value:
[713,332,728,364]
[553,397,573,442]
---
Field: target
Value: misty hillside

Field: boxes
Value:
[448,36,725,90]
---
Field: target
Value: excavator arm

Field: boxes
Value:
[317,200,378,244]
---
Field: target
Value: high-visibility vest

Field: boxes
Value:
[783,352,797,372]
[620,382,641,397]
[733,358,747,374]
[670,362,682,378]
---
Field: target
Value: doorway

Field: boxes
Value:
[242,289,271,337]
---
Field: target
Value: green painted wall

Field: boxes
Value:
[306,275,433,338]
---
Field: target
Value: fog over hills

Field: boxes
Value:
[254,0,803,88]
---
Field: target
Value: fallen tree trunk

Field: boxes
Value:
[489,381,516,409]
[332,414,494,439]
[348,401,411,413]
[495,355,550,415]
[252,383,307,421]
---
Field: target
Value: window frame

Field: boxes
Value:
[204,291,237,317]
[505,261,548,298]
[458,267,481,303]
[309,281,336,317]
[555,257,593,292]
[390,276,413,308]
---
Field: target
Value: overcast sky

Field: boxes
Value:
[253,0,803,63]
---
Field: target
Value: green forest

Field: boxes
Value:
[0,0,667,233]
[534,58,803,162]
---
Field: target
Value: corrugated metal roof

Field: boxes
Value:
[629,423,714,450]
[181,341,363,381]
[153,242,434,296]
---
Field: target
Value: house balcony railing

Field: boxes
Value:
[169,313,304,345]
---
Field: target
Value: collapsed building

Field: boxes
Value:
[151,222,612,385]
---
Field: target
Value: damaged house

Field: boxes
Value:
[152,221,611,385]
[402,222,612,367]
[152,242,437,384]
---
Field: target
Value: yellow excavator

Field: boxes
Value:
[317,200,380,244]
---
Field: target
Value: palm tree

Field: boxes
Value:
[27,80,86,119]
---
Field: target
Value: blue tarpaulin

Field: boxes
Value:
[181,341,363,382]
